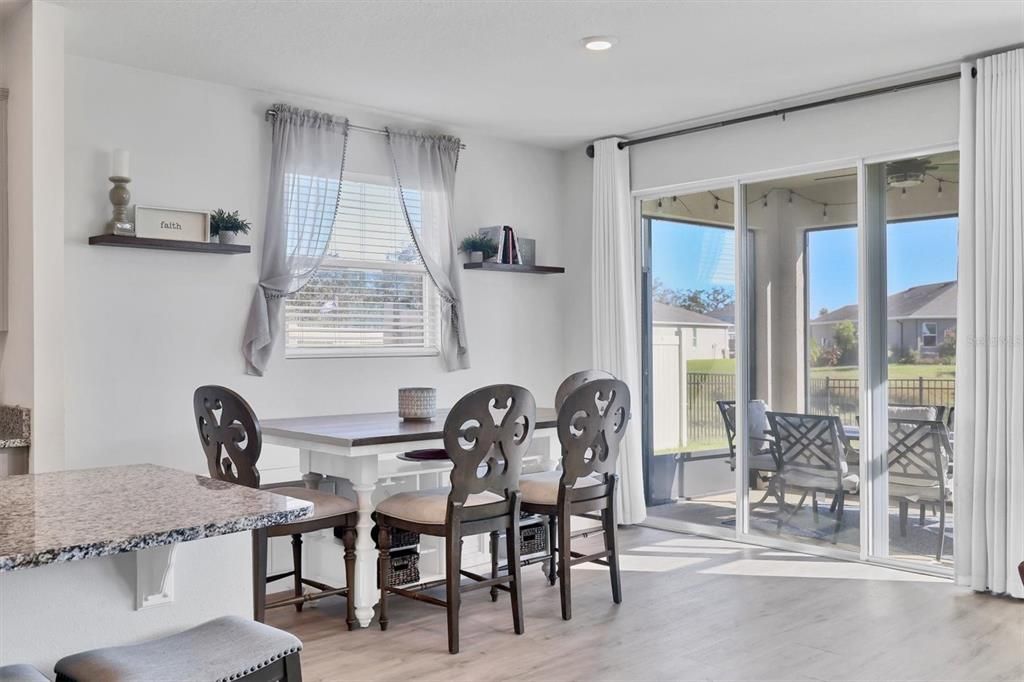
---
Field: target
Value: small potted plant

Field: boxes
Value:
[458,234,498,263]
[210,209,252,245]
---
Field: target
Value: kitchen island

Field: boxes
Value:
[0,464,312,673]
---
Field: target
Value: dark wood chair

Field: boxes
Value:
[193,385,359,628]
[518,378,632,621]
[374,384,535,654]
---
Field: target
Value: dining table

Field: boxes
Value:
[261,407,560,628]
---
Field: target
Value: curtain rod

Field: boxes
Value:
[585,69,970,158]
[263,108,466,150]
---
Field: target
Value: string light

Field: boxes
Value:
[713,196,719,211]
[822,203,828,218]
[937,181,943,196]
[762,194,768,208]
[788,191,794,204]
[901,187,907,198]
[657,198,662,208]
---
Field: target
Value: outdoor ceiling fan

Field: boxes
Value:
[810,157,958,187]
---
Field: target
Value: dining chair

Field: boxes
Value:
[717,399,780,508]
[374,384,535,654]
[767,412,859,542]
[517,378,631,621]
[193,385,359,628]
[887,418,952,561]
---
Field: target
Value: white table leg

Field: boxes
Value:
[349,456,380,628]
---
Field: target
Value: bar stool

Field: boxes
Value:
[54,615,301,681]
[518,377,631,620]
[0,664,48,682]
[193,385,359,627]
[374,384,535,654]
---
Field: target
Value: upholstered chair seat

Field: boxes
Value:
[374,487,503,526]
[0,664,48,682]
[54,616,301,682]
[518,470,601,506]
[270,487,358,526]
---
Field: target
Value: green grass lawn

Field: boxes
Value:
[686,358,954,380]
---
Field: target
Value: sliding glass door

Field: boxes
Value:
[641,149,959,574]
[641,188,738,535]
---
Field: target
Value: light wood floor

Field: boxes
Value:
[267,526,1023,681]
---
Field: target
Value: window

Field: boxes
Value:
[285,177,439,356]
[691,327,698,348]
[921,322,938,348]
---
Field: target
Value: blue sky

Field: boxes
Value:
[651,217,958,313]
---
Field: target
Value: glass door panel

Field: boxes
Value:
[641,188,738,534]
[879,151,959,569]
[743,168,861,553]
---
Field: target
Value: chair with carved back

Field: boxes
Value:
[767,412,859,543]
[373,384,535,654]
[193,385,359,628]
[518,378,631,621]
[886,418,952,561]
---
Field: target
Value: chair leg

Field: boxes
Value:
[547,515,558,586]
[936,503,947,562]
[489,530,500,602]
[557,507,573,621]
[899,500,909,537]
[832,491,845,544]
[340,526,357,631]
[377,525,390,632]
[252,527,268,623]
[919,503,926,525]
[282,651,302,682]
[445,532,463,654]
[291,534,304,612]
[603,491,622,605]
[505,520,524,635]
[812,492,819,520]
[829,495,838,514]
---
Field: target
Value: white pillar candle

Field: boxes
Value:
[112,149,130,178]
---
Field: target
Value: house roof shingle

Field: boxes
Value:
[811,281,956,323]
[653,302,733,327]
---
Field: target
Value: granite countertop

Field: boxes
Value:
[0,405,31,448]
[0,464,313,572]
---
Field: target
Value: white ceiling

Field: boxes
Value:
[60,0,1023,150]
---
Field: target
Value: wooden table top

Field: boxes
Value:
[262,408,558,448]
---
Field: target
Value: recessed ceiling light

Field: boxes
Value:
[582,36,617,51]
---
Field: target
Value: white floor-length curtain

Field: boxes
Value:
[955,49,1023,599]
[386,129,469,370]
[243,105,349,376]
[592,137,646,525]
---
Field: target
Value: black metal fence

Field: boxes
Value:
[808,376,956,423]
[687,372,734,443]
[685,373,956,442]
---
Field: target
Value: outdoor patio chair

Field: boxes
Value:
[717,400,780,508]
[887,418,952,561]
[767,412,859,542]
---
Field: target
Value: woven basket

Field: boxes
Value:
[520,522,549,556]
[370,525,420,550]
[384,549,420,587]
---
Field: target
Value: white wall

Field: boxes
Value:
[64,56,568,478]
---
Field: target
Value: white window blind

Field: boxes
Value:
[285,177,439,356]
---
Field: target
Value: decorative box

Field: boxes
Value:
[398,387,436,421]
[383,549,420,587]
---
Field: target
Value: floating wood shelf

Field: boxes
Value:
[88,234,251,254]
[463,262,564,274]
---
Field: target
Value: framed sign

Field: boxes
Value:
[134,206,210,242]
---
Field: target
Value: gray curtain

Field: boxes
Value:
[386,129,469,370]
[243,104,349,375]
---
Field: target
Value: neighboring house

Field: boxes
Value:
[653,302,733,360]
[810,281,956,356]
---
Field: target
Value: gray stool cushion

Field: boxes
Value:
[0,664,48,682]
[54,616,301,682]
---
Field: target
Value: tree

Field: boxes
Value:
[818,307,829,318]
[832,321,858,366]
[652,279,734,315]
[939,329,956,364]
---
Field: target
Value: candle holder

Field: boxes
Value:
[106,176,134,236]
